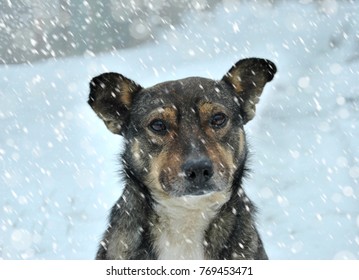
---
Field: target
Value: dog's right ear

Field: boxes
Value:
[88,73,142,135]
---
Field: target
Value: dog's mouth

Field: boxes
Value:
[159,174,228,198]
[154,186,231,212]
[181,182,217,196]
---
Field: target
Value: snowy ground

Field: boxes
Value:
[1,1,358,260]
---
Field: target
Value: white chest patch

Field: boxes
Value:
[151,191,230,260]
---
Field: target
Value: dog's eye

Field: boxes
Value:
[149,119,167,133]
[210,113,228,128]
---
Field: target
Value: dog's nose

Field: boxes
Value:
[182,157,214,185]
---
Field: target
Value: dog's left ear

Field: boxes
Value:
[222,58,276,123]
[88,72,142,135]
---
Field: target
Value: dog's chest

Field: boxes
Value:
[152,197,219,260]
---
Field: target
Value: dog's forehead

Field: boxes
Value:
[133,77,235,112]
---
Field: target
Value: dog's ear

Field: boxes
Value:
[88,72,142,135]
[222,58,276,123]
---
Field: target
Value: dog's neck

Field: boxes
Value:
[151,191,230,260]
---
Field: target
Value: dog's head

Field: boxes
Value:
[89,58,276,199]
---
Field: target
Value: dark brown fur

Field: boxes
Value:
[88,58,276,259]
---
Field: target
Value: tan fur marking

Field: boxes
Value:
[162,107,177,126]
[148,107,177,124]
[238,128,245,154]
[119,83,133,108]
[227,73,243,93]
[146,150,167,195]
[199,102,214,116]
[199,102,229,120]
[146,147,184,199]
[131,139,143,168]
[215,142,235,175]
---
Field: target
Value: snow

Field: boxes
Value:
[1,1,358,260]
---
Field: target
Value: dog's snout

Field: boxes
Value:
[182,158,214,185]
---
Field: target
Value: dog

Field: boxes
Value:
[88,57,276,260]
